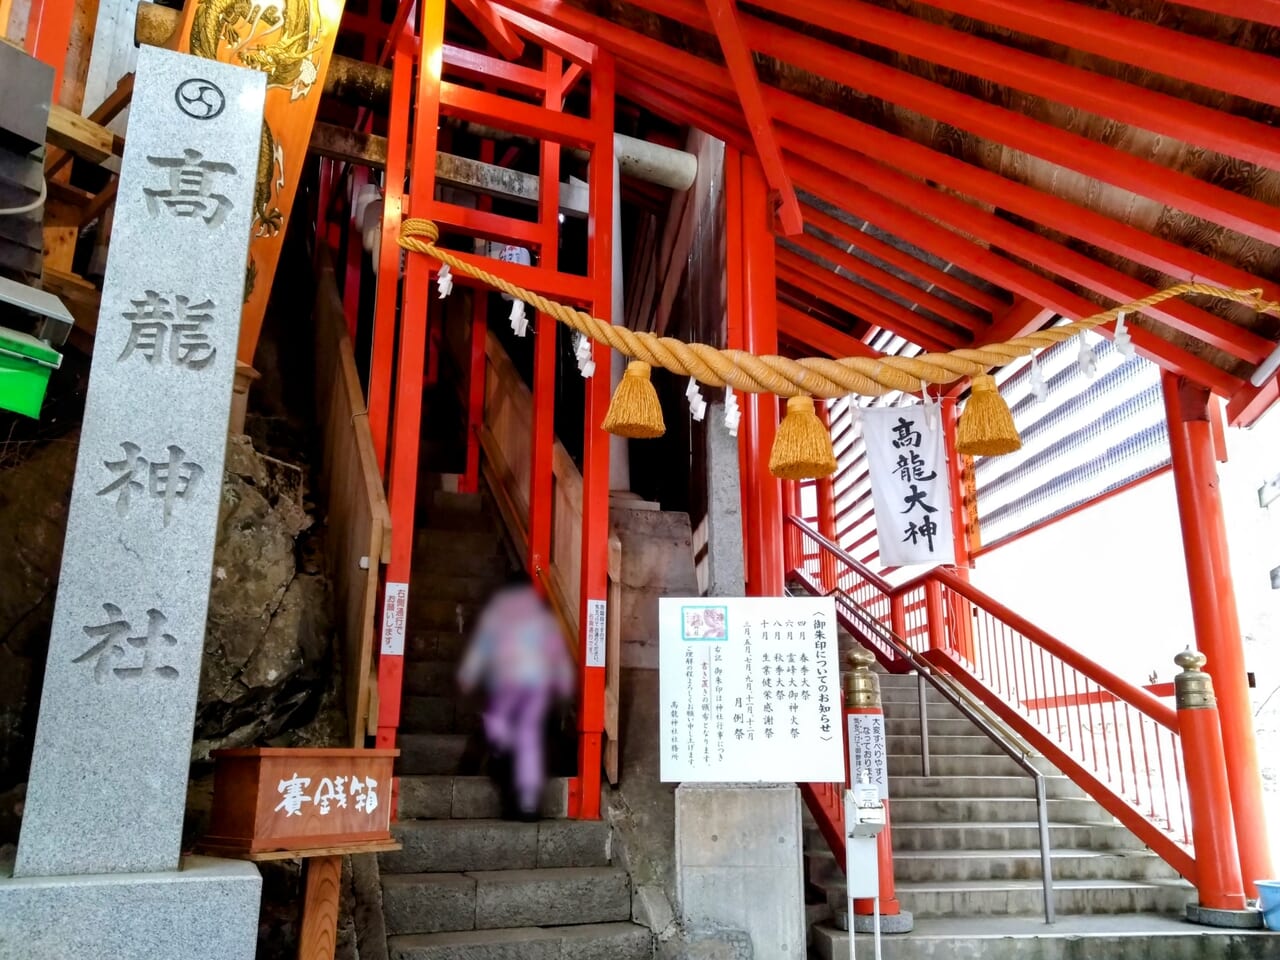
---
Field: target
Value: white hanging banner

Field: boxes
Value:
[862,405,957,568]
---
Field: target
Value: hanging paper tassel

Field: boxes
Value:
[957,374,1021,456]
[769,395,837,480]
[920,380,940,431]
[686,377,706,421]
[1029,351,1048,403]
[1077,331,1098,379]
[575,334,595,378]
[1114,310,1135,360]
[724,388,741,438]
[435,263,453,299]
[602,361,665,438]
[510,299,528,337]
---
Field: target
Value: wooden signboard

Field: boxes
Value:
[203,747,397,854]
[172,0,347,365]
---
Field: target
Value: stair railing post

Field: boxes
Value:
[916,671,930,778]
[924,579,947,652]
[844,650,908,927]
[1174,649,1255,925]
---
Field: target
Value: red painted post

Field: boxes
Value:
[529,54,564,582]
[723,148,755,594]
[845,649,903,919]
[1173,650,1248,913]
[376,2,447,811]
[24,0,75,103]
[924,579,946,653]
[1163,372,1273,895]
[741,155,784,597]
[816,402,840,592]
[461,138,496,496]
[572,49,615,820]
[940,398,974,662]
[783,481,802,574]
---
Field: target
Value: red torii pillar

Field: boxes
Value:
[1163,371,1272,895]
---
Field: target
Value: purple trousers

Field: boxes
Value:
[484,685,551,812]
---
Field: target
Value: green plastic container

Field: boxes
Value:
[0,326,61,419]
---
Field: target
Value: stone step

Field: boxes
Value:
[383,866,631,935]
[416,529,504,558]
[889,848,1181,884]
[890,820,1145,852]
[889,796,1105,824]
[888,774,1085,800]
[398,776,569,820]
[412,573,505,604]
[811,917,1280,960]
[411,598,482,632]
[887,734,1006,757]
[412,547,508,579]
[431,490,484,514]
[404,661,458,699]
[805,849,842,889]
[400,695,483,735]
[380,818,611,874]
[407,631,467,662]
[887,754,1057,778]
[894,877,1193,918]
[397,733,476,776]
[884,717,983,738]
[388,922,652,960]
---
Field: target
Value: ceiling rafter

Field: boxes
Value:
[451,0,525,59]
[755,0,1280,170]
[913,0,1280,107]
[625,0,1280,247]
[787,230,989,334]
[1163,0,1280,29]
[703,0,802,234]
[778,303,879,360]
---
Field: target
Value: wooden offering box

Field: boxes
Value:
[204,747,398,854]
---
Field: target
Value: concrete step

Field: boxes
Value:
[890,821,1145,852]
[888,774,1085,800]
[811,917,1280,960]
[805,849,842,889]
[893,877,1193,918]
[890,848,1181,884]
[404,661,458,698]
[880,700,969,722]
[887,754,1056,778]
[889,796,1106,824]
[380,818,611,874]
[887,734,1007,757]
[397,733,475,776]
[400,695,483,735]
[388,922,652,960]
[885,717,987,738]
[398,776,569,820]
[382,866,630,935]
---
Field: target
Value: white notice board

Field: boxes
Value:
[659,596,844,783]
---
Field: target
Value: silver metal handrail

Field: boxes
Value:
[833,588,1056,925]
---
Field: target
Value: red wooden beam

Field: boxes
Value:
[914,0,1280,108]
[612,15,1280,350]
[440,82,595,146]
[790,154,1243,396]
[778,252,963,352]
[777,119,1274,363]
[444,44,546,96]
[789,231,987,333]
[703,0,803,234]
[1226,374,1280,429]
[1161,0,1280,29]
[451,0,525,60]
[625,0,1280,247]
[802,205,1004,315]
[944,298,1054,397]
[778,303,879,360]
[755,0,1280,170]
[495,5,597,66]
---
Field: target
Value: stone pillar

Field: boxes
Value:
[703,400,745,597]
[0,46,264,960]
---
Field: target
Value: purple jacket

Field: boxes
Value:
[457,585,575,696]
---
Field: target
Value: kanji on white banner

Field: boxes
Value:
[862,405,956,567]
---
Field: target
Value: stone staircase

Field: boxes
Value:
[807,666,1280,958]
[377,488,653,960]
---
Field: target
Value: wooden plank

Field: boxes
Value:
[46,104,114,163]
[297,854,342,960]
[196,840,400,862]
[47,71,133,178]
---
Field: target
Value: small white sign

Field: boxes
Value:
[659,596,844,783]
[585,598,607,668]
[848,713,888,800]
[380,581,409,655]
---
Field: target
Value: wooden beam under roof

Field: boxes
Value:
[778,302,878,359]
[451,0,525,60]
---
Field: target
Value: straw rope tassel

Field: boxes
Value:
[603,361,665,438]
[398,219,1280,472]
[957,374,1020,456]
[770,396,837,479]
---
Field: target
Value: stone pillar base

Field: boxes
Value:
[1185,902,1264,929]
[0,855,261,960]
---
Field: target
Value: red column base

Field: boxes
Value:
[854,897,902,916]
[570,731,603,820]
